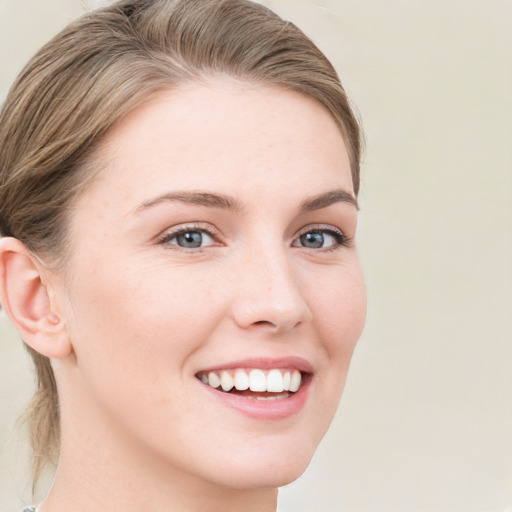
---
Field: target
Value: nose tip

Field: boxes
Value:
[231,271,312,335]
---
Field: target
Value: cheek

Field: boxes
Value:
[308,261,366,355]
[61,263,228,447]
[305,262,366,419]
[65,256,237,388]
[63,260,219,388]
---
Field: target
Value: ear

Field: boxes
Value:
[0,237,72,358]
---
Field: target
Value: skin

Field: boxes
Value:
[1,83,366,511]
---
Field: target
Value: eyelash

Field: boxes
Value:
[157,224,351,251]
[157,223,220,252]
[294,225,352,252]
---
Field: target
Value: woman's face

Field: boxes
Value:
[58,83,366,489]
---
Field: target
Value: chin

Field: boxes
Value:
[216,464,311,490]
[201,439,318,490]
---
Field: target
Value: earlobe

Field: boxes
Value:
[0,237,72,359]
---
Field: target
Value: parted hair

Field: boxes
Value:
[0,0,361,487]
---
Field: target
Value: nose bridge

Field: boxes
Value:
[232,238,312,332]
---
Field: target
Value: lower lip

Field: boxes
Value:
[198,377,311,420]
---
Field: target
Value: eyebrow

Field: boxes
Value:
[134,188,358,215]
[135,191,244,213]
[300,189,359,212]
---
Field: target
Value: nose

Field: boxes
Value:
[230,248,313,335]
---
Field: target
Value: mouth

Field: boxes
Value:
[195,368,304,401]
[195,357,313,419]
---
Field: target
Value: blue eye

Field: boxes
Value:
[162,229,215,249]
[300,232,326,248]
[294,228,346,250]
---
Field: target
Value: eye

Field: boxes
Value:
[293,227,347,250]
[160,228,216,249]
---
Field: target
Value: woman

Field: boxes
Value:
[0,0,365,510]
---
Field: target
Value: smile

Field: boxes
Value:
[196,368,303,400]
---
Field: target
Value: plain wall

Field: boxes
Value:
[1,1,511,510]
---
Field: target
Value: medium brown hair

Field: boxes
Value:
[0,0,361,487]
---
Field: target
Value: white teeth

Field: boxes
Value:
[266,369,285,392]
[283,371,291,391]
[289,370,301,392]
[256,393,290,400]
[208,371,221,389]
[249,369,267,392]
[234,369,249,390]
[200,368,303,394]
[220,371,234,392]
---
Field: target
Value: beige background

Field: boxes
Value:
[1,0,511,510]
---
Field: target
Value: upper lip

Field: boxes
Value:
[197,356,314,374]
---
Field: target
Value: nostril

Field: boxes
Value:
[253,320,296,332]
[250,319,304,332]
[253,320,276,327]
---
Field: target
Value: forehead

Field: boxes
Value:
[79,83,353,211]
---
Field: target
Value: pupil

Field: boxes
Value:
[178,231,202,248]
[301,232,324,248]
